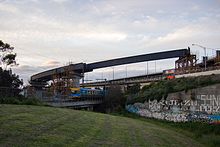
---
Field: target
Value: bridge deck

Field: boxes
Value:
[31,49,188,82]
[81,72,163,87]
[46,100,103,108]
[87,49,188,71]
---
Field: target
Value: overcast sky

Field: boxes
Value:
[0,0,220,84]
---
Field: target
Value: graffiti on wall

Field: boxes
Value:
[126,94,220,123]
[149,94,220,113]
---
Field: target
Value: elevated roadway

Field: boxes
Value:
[81,72,163,87]
[31,48,189,83]
[83,67,220,88]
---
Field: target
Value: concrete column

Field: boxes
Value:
[87,106,93,111]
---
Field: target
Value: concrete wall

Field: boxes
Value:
[126,84,220,123]
[176,69,220,78]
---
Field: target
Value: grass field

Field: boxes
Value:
[0,104,211,146]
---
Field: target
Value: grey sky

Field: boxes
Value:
[0,0,220,83]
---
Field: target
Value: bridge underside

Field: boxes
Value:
[46,100,103,108]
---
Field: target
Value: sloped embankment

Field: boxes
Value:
[128,74,220,104]
[126,75,220,123]
[0,104,202,146]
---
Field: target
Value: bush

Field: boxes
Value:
[0,96,44,106]
[101,85,126,113]
[127,74,220,104]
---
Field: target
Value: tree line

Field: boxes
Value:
[0,40,23,96]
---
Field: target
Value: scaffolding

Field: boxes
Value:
[175,54,197,74]
[214,50,220,65]
[51,64,83,99]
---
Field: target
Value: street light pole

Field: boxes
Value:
[204,47,207,70]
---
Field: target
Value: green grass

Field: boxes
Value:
[0,104,209,147]
[115,111,220,147]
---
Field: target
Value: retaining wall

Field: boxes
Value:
[126,84,220,123]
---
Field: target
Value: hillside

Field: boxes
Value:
[128,74,220,104]
[0,105,203,146]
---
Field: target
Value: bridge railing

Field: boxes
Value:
[82,74,163,87]
[41,95,103,108]
[41,91,104,104]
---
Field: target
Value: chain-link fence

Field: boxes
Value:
[0,87,21,97]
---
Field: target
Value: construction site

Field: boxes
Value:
[25,47,220,108]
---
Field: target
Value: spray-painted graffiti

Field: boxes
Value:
[126,94,220,123]
[126,104,139,113]
[208,115,220,124]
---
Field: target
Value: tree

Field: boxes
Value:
[102,85,126,113]
[0,67,23,88]
[0,40,17,70]
[126,83,140,94]
[0,40,22,97]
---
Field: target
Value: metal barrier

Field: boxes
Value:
[82,74,163,87]
[0,87,21,97]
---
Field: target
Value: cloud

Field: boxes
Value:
[12,65,44,84]
[13,65,41,73]
[51,0,69,3]
[12,60,61,84]
[1,0,220,84]
[132,16,159,30]
[41,60,61,68]
[0,2,19,13]
[0,13,127,43]
[191,4,200,11]
[140,22,220,51]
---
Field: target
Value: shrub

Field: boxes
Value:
[0,96,44,106]
[127,74,220,104]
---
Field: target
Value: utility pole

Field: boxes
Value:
[125,65,127,78]
[112,67,115,80]
[147,62,149,75]
[145,63,146,75]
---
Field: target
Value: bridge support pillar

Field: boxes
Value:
[87,106,93,111]
[29,81,47,100]
[35,89,44,100]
